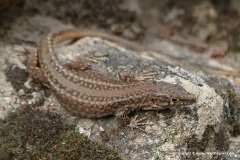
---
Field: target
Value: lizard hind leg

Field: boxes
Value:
[62,51,110,73]
[62,58,91,72]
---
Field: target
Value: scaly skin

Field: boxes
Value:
[27,29,196,125]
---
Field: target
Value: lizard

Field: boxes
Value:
[27,29,196,126]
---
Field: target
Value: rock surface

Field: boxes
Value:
[0,15,238,159]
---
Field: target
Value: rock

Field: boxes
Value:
[54,34,236,159]
[0,15,238,159]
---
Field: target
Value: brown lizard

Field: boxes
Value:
[27,29,196,126]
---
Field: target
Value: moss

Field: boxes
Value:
[0,106,122,160]
[227,89,240,136]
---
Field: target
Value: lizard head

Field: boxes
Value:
[142,82,196,110]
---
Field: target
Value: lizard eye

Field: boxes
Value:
[172,98,177,102]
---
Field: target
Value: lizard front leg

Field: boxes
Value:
[118,70,158,83]
[115,106,133,127]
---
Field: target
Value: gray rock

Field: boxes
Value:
[0,15,238,160]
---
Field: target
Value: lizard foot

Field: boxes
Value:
[127,115,155,133]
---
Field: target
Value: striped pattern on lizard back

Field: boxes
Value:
[36,29,196,118]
